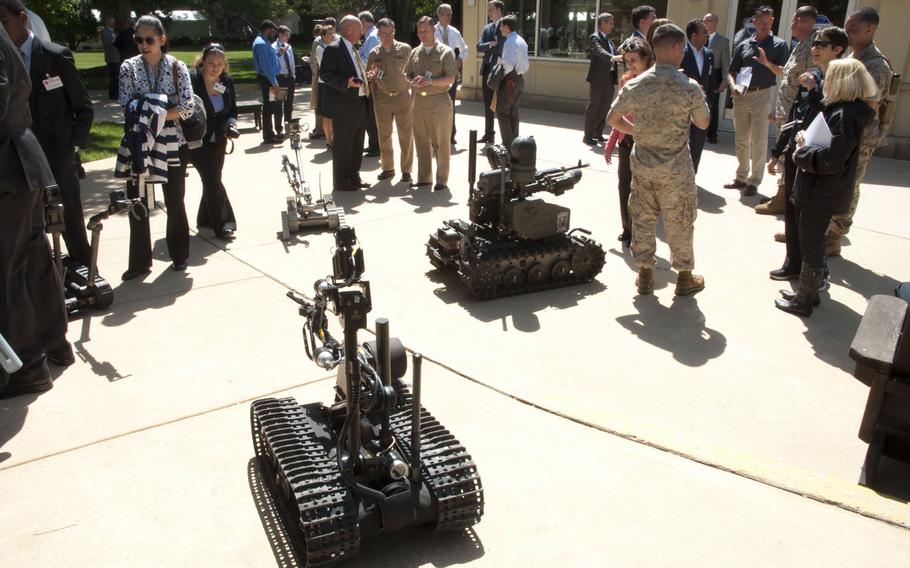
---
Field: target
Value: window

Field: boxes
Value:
[538,0,597,58]
[598,1,668,48]
[505,0,538,56]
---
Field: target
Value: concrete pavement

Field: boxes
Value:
[2,87,908,566]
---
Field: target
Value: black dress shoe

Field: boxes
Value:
[377,170,395,181]
[596,134,608,142]
[478,135,494,144]
[742,184,758,197]
[364,149,380,157]
[0,375,53,399]
[122,267,151,281]
[413,181,432,188]
[582,137,598,145]
[433,183,448,192]
[400,173,412,183]
[172,262,188,271]
[46,341,75,367]
[769,267,799,281]
[723,179,747,190]
[215,229,235,240]
[355,181,371,188]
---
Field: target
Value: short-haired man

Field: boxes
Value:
[681,18,714,173]
[495,14,529,148]
[359,11,381,156]
[405,16,457,191]
[756,5,817,215]
[252,20,283,143]
[435,4,468,144]
[100,14,118,99]
[583,13,617,145]
[367,18,414,184]
[621,5,657,52]
[273,25,296,128]
[608,23,710,297]
[723,6,789,197]
[477,0,504,144]
[702,12,729,144]
[826,7,895,256]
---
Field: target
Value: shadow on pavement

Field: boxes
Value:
[333,183,458,216]
[869,457,910,503]
[72,317,131,382]
[0,392,41,464]
[247,458,485,568]
[615,296,726,366]
[101,269,195,328]
[829,256,901,300]
[697,185,727,214]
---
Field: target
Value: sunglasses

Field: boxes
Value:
[811,40,832,48]
[134,35,157,45]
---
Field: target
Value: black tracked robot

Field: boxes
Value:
[427,131,605,299]
[45,186,147,318]
[250,225,483,566]
[278,119,345,240]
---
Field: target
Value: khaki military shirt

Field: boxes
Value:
[368,41,412,97]
[853,42,894,149]
[776,36,814,122]
[610,62,710,180]
[404,41,457,104]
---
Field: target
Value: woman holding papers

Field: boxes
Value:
[767,27,847,282]
[774,58,877,317]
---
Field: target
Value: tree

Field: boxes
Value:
[29,0,98,49]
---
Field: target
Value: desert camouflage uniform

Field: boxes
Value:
[828,42,894,239]
[610,63,710,271]
[776,36,814,124]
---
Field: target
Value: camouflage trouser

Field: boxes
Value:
[629,173,697,271]
[828,144,875,238]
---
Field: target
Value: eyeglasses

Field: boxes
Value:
[811,40,832,48]
[134,35,157,45]
[203,43,225,56]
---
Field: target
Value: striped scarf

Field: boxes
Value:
[114,94,181,183]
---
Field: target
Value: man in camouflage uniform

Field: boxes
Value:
[367,18,414,184]
[608,23,710,296]
[404,16,457,191]
[826,7,894,256]
[757,5,817,215]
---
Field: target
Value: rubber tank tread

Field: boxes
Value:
[251,397,361,567]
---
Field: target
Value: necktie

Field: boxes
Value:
[443,26,450,46]
[355,51,371,97]
[282,46,292,76]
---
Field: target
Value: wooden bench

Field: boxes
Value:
[237,101,263,131]
[849,294,910,487]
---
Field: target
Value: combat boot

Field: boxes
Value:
[825,233,842,257]
[755,185,785,215]
[774,232,786,243]
[675,271,705,296]
[775,261,825,317]
[636,267,653,295]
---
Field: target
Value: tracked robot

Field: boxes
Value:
[250,225,483,566]
[427,131,605,299]
[278,119,345,240]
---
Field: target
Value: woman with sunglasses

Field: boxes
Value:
[118,15,195,279]
[767,27,847,283]
[188,44,239,240]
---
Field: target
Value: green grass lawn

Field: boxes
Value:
[82,120,123,162]
[75,49,258,90]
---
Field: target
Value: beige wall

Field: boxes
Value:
[460,0,910,157]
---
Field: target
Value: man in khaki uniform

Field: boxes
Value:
[608,23,710,297]
[367,18,414,184]
[405,16,457,191]
[826,7,894,256]
[757,5,817,215]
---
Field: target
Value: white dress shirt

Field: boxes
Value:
[501,31,529,75]
[359,25,379,60]
[341,37,367,96]
[688,41,705,76]
[434,24,468,60]
[272,40,296,78]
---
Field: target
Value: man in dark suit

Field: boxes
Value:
[620,5,657,52]
[320,15,370,192]
[0,22,71,397]
[703,13,729,143]
[2,0,94,266]
[476,0,503,144]
[681,18,714,173]
[583,12,618,145]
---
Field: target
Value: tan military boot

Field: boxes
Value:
[755,185,785,215]
[675,271,705,296]
[636,267,654,295]
[825,233,842,257]
[774,232,786,243]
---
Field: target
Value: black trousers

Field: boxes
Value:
[107,61,120,99]
[126,145,190,270]
[0,189,67,386]
[276,74,296,128]
[332,99,367,190]
[364,96,379,151]
[708,89,720,139]
[496,73,524,148]
[798,207,831,270]
[689,123,707,173]
[448,82,458,141]
[617,138,633,236]
[584,81,614,138]
[190,139,236,235]
[481,72,495,138]
[781,155,801,271]
[51,155,92,266]
[257,75,280,140]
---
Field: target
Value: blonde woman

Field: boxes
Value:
[775,58,876,317]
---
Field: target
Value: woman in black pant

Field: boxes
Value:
[775,58,877,317]
[118,15,195,279]
[189,44,239,240]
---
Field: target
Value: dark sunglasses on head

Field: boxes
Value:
[811,40,832,48]
[134,35,157,45]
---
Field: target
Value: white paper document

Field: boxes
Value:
[735,67,752,89]
[803,112,832,148]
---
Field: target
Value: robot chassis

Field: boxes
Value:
[44,185,146,319]
[250,225,484,566]
[278,119,345,240]
[427,131,605,299]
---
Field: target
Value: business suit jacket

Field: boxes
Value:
[28,38,93,166]
[190,69,238,141]
[319,39,365,120]
[477,20,503,76]
[708,33,730,82]
[585,32,616,85]
[319,38,367,189]
[681,43,715,94]
[0,26,55,194]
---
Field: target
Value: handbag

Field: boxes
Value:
[171,59,206,144]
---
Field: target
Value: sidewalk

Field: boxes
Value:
[2,94,908,566]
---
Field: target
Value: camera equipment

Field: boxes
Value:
[277,118,345,240]
[45,186,147,318]
[0,332,23,374]
[251,225,483,566]
[427,131,605,299]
